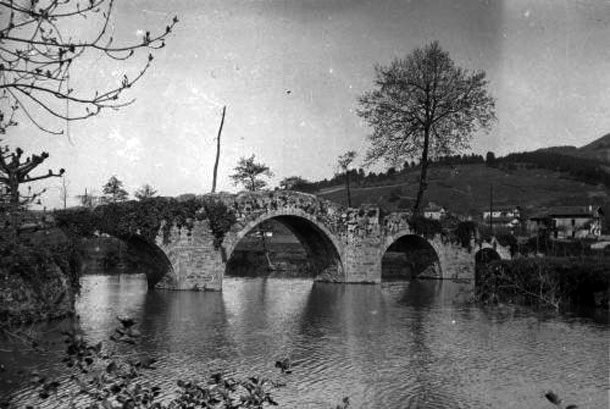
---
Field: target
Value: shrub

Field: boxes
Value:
[410,215,442,239]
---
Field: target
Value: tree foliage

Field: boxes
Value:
[230,154,273,192]
[358,41,496,213]
[337,150,356,207]
[134,183,157,201]
[278,176,314,193]
[0,0,178,135]
[102,175,128,204]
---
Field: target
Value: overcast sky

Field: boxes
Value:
[6,0,610,208]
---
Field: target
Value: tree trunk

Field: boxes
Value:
[211,106,226,193]
[413,128,430,215]
[345,171,352,207]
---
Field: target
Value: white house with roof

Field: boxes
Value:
[423,202,447,220]
[528,205,603,239]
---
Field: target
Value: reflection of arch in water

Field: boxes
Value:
[381,234,441,280]
[223,210,345,281]
[79,234,174,289]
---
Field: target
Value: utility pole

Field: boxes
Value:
[489,184,493,235]
[211,105,226,193]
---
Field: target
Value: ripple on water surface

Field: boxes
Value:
[1,275,608,408]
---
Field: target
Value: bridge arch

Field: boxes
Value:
[72,232,174,289]
[222,208,345,281]
[474,247,501,265]
[381,231,442,280]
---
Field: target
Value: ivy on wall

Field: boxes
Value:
[55,196,236,248]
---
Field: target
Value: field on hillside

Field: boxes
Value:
[318,164,609,217]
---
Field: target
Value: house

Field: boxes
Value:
[482,206,521,221]
[423,202,447,220]
[528,205,603,239]
[482,206,522,231]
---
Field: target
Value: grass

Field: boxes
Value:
[318,164,609,217]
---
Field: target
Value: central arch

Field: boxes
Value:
[381,233,441,280]
[222,209,345,282]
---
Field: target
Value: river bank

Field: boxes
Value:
[475,256,610,310]
[0,230,80,326]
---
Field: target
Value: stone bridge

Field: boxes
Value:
[142,191,510,291]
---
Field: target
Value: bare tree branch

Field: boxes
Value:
[0,0,179,134]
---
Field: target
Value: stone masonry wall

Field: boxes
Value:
[428,236,476,280]
[156,220,224,291]
[339,205,383,283]
[149,192,501,290]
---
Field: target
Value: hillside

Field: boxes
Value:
[579,133,610,164]
[317,163,609,218]
[538,133,610,165]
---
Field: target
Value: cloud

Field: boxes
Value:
[109,129,143,162]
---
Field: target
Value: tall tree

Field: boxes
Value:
[358,41,496,214]
[134,183,157,201]
[230,155,273,192]
[337,150,356,207]
[0,1,178,135]
[102,175,128,204]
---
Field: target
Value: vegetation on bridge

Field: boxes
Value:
[55,196,236,248]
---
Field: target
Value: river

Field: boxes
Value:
[1,274,608,408]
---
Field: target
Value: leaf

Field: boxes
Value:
[106,361,117,373]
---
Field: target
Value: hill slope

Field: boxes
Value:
[317,163,609,218]
[538,133,610,165]
[579,133,610,164]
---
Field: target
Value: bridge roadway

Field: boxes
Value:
[138,190,510,291]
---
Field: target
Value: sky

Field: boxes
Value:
[5,0,610,209]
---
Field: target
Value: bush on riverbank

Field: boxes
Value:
[0,237,81,325]
[475,257,610,310]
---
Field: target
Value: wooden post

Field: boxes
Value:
[211,106,226,193]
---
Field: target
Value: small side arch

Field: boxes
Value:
[475,247,502,265]
[382,231,442,280]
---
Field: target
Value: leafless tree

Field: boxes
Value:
[0,143,64,207]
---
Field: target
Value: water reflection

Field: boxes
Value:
[1,275,608,409]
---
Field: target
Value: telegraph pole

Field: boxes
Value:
[489,184,493,235]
